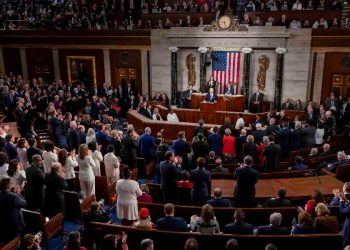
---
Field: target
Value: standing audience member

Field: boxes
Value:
[58,148,78,191]
[0,176,27,243]
[26,138,42,164]
[104,145,120,184]
[173,131,191,170]
[234,155,258,207]
[262,135,281,172]
[190,157,211,206]
[305,190,326,216]
[139,127,156,181]
[17,138,29,169]
[160,151,180,204]
[0,152,9,176]
[208,127,222,156]
[5,134,19,162]
[77,144,96,197]
[44,162,68,218]
[337,189,350,246]
[116,167,142,226]
[222,129,236,157]
[88,141,103,176]
[42,141,58,173]
[25,154,45,210]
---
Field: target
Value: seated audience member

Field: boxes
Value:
[226,239,239,250]
[224,209,253,234]
[206,188,231,207]
[330,182,350,206]
[193,204,220,234]
[265,244,278,250]
[208,151,216,164]
[18,233,41,250]
[341,17,350,28]
[177,170,192,188]
[313,203,339,233]
[167,109,179,122]
[82,201,110,249]
[305,190,326,215]
[210,158,229,173]
[138,184,153,203]
[64,231,87,250]
[308,148,319,158]
[265,188,292,207]
[205,88,218,103]
[254,212,289,235]
[312,18,328,29]
[288,155,308,171]
[291,210,315,234]
[184,238,198,250]
[140,239,153,250]
[156,203,189,232]
[99,232,128,250]
[319,143,332,156]
[133,207,155,229]
[152,107,163,121]
[320,151,349,173]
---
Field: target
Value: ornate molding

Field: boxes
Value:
[275,47,287,54]
[203,18,248,32]
[242,47,253,54]
[198,47,208,53]
[312,47,350,53]
[169,47,179,53]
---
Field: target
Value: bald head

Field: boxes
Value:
[213,188,222,198]
[240,129,247,136]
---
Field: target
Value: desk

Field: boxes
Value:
[212,175,343,200]
[191,93,244,112]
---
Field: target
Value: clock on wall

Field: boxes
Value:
[218,15,232,30]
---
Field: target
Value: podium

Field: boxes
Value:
[191,93,244,112]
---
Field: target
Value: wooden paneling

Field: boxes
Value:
[2,47,21,75]
[25,48,54,82]
[109,49,142,91]
[58,49,104,88]
[312,29,350,48]
[0,30,151,46]
[322,52,350,102]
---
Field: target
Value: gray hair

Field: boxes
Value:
[295,121,302,129]
[256,123,262,130]
[225,128,231,135]
[263,136,269,144]
[269,212,282,226]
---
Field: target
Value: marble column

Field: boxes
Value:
[313,52,326,103]
[274,47,286,111]
[140,49,149,95]
[103,49,111,87]
[242,47,253,111]
[169,47,179,106]
[198,47,208,93]
[52,49,61,81]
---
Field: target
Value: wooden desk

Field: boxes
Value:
[191,93,244,112]
[212,175,343,200]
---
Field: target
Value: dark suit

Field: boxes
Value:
[67,127,79,152]
[139,133,156,161]
[3,95,17,120]
[235,135,247,161]
[173,139,191,169]
[305,113,318,127]
[26,146,42,164]
[206,81,217,93]
[252,130,265,144]
[160,160,180,203]
[224,84,236,95]
[276,128,291,158]
[15,107,27,137]
[281,102,294,110]
[0,190,27,243]
[265,198,292,207]
[205,93,218,103]
[50,116,63,142]
[326,159,350,173]
[208,133,222,156]
[44,171,68,218]
[250,92,264,112]
[329,193,350,206]
[323,116,333,141]
[290,128,303,151]
[302,126,316,148]
[25,163,45,210]
[233,166,258,207]
[256,225,289,235]
[266,124,280,136]
[325,98,340,112]
[224,222,253,234]
[141,108,153,119]
[189,168,211,206]
[96,130,110,156]
[339,200,350,246]
[90,101,99,120]
[122,134,139,169]
[5,142,19,161]
[156,216,189,232]
[206,197,231,207]
[219,123,235,136]
[182,89,197,108]
[210,166,229,173]
[263,143,281,172]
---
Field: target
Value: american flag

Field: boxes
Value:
[211,51,241,94]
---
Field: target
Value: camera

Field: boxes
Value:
[34,231,43,241]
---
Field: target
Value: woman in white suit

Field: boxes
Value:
[42,141,58,173]
[116,167,142,225]
[88,141,103,176]
[77,144,96,197]
[58,148,79,191]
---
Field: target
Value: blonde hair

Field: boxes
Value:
[78,144,89,159]
[110,130,118,138]
[315,203,330,216]
[247,134,254,143]
[87,128,95,136]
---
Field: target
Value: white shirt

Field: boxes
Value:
[86,135,96,144]
[292,2,303,10]
[91,150,103,176]
[42,151,58,173]
[64,155,79,179]
[0,163,9,177]
[17,147,29,169]
[152,113,163,121]
[167,113,179,122]
[235,118,245,129]
[77,155,96,182]
[104,152,120,179]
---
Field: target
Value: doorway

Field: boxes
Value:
[331,74,350,98]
